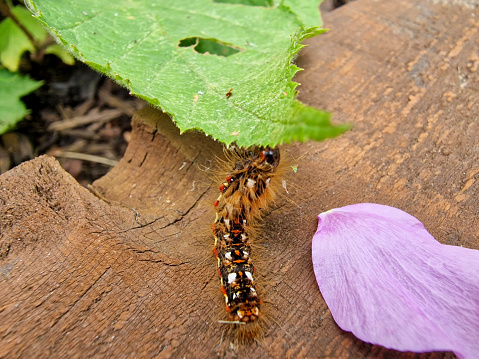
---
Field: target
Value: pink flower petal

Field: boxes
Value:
[312,203,479,359]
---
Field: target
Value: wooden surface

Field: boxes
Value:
[1,0,478,357]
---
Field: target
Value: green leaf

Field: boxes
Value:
[13,5,48,42]
[0,19,33,72]
[213,0,273,6]
[0,68,43,134]
[281,0,324,29]
[0,18,31,72]
[26,0,348,146]
[0,6,49,71]
[44,44,75,65]
[0,5,75,69]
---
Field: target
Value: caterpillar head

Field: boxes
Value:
[260,146,280,168]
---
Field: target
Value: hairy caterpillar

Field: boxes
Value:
[212,145,280,332]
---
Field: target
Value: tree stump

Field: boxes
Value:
[1,0,478,357]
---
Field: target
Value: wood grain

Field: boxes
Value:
[1,0,477,357]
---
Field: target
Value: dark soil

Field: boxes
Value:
[1,53,144,186]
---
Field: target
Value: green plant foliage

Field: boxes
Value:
[12,4,48,41]
[44,43,75,65]
[0,5,74,71]
[0,67,43,134]
[213,0,273,6]
[26,0,349,146]
[0,6,39,71]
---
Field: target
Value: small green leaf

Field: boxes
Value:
[0,6,50,72]
[45,44,75,65]
[26,0,348,146]
[0,68,43,134]
[0,5,73,70]
[13,5,48,42]
[0,18,34,72]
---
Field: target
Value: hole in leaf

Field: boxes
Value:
[213,0,273,6]
[178,37,242,57]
